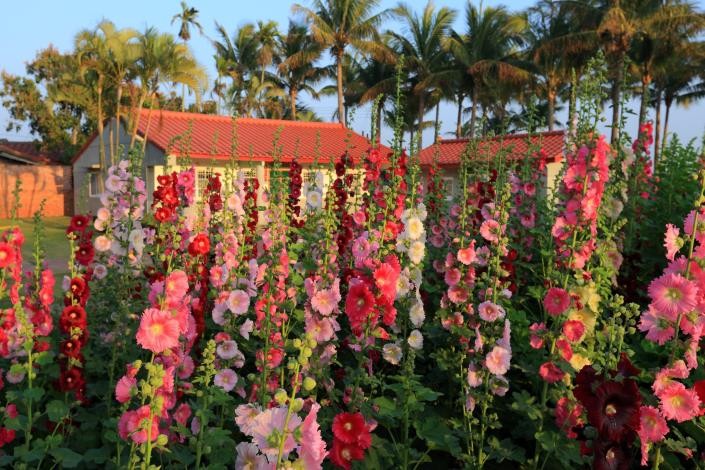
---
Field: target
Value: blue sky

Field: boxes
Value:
[1,0,704,147]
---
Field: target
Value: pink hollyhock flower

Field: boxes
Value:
[174,403,192,427]
[227,290,250,315]
[467,363,482,387]
[214,369,238,392]
[216,340,240,360]
[485,346,511,376]
[311,287,340,316]
[120,405,159,444]
[447,285,469,304]
[240,319,254,340]
[352,210,366,225]
[235,442,267,470]
[659,383,701,422]
[164,270,189,302]
[480,219,500,243]
[457,241,476,265]
[520,212,536,228]
[135,308,180,354]
[305,314,337,343]
[664,224,681,261]
[539,362,564,383]
[299,403,328,469]
[653,361,689,396]
[374,262,399,302]
[684,209,705,243]
[235,404,261,436]
[444,268,461,287]
[543,287,571,316]
[639,406,669,466]
[648,273,698,319]
[563,320,585,343]
[478,301,505,322]
[555,397,584,439]
[115,375,136,403]
[555,338,573,361]
[250,406,302,459]
[523,182,536,196]
[639,307,675,345]
[529,322,546,349]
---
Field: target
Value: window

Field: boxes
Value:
[88,171,100,197]
[197,169,213,200]
[441,176,457,202]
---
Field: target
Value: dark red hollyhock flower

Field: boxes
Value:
[585,380,641,442]
[69,276,87,299]
[695,380,705,403]
[58,367,84,391]
[67,215,89,234]
[33,340,51,352]
[209,194,223,212]
[592,438,632,470]
[75,243,94,266]
[332,412,370,446]
[613,353,641,378]
[60,338,83,358]
[188,233,210,256]
[59,305,87,333]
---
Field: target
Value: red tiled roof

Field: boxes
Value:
[74,109,390,164]
[418,130,565,167]
[0,140,59,165]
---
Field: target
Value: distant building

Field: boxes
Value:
[0,140,72,218]
[71,109,391,214]
[418,131,565,200]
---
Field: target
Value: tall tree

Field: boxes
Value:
[390,1,456,147]
[446,3,528,137]
[171,1,204,111]
[292,0,390,124]
[213,22,260,115]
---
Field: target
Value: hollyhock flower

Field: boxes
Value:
[330,439,364,470]
[187,233,210,257]
[648,273,698,319]
[345,280,375,329]
[639,307,675,345]
[59,305,87,333]
[332,412,369,446]
[240,319,254,340]
[75,243,94,266]
[409,301,425,327]
[585,380,641,441]
[135,308,180,354]
[543,287,571,316]
[658,383,700,422]
[664,224,681,261]
[121,405,159,444]
[235,442,267,470]
[164,270,189,301]
[374,263,399,301]
[216,340,239,360]
[235,404,261,436]
[93,235,111,252]
[457,242,476,265]
[556,338,573,361]
[214,369,238,392]
[407,330,423,350]
[447,285,469,304]
[539,362,564,383]
[478,301,505,322]
[250,406,302,459]
[563,320,586,343]
[115,375,136,403]
[406,241,425,265]
[67,215,89,233]
[228,290,250,315]
[485,346,511,376]
[311,287,340,316]
[0,242,15,268]
[480,219,500,243]
[467,363,482,387]
[529,322,547,349]
[652,361,689,396]
[638,406,668,444]
[300,403,327,469]
[592,439,631,470]
[555,397,584,439]
[382,342,402,365]
[444,268,461,287]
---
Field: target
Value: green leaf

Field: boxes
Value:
[415,386,442,402]
[83,447,111,464]
[46,400,70,422]
[371,397,401,419]
[50,447,83,468]
[24,387,44,401]
[487,437,526,463]
[414,413,462,457]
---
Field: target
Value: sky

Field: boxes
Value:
[1,0,704,149]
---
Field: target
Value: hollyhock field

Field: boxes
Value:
[2,102,705,468]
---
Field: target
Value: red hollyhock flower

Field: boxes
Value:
[0,242,15,269]
[539,362,565,383]
[330,438,365,470]
[154,206,173,222]
[59,305,87,333]
[75,243,94,266]
[0,427,16,447]
[60,339,82,358]
[543,287,571,316]
[584,380,641,442]
[69,276,87,299]
[374,262,399,302]
[67,215,89,234]
[332,412,369,446]
[188,233,210,256]
[59,367,84,391]
[694,380,705,403]
[345,280,375,330]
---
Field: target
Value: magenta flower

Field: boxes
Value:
[135,308,180,354]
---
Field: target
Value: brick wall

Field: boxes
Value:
[0,163,73,218]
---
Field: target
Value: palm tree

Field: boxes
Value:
[389,1,456,148]
[446,4,528,137]
[213,22,260,115]
[277,21,326,119]
[255,21,281,85]
[292,0,390,124]
[356,51,397,142]
[171,1,204,111]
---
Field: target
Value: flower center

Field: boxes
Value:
[666,287,682,302]
[150,323,164,336]
[605,448,616,462]
[605,403,617,416]
[344,422,352,431]
[341,448,351,460]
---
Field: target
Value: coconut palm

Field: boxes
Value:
[276,21,326,119]
[292,0,391,124]
[254,21,281,85]
[389,1,456,148]
[446,4,528,137]
[171,2,204,111]
[213,22,260,115]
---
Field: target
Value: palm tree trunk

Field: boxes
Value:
[114,83,123,163]
[547,87,556,132]
[456,93,464,138]
[336,51,345,124]
[417,92,425,149]
[129,91,148,150]
[638,69,651,130]
[434,101,440,143]
[610,57,623,145]
[470,86,479,138]
[97,76,106,192]
[654,88,662,165]
[661,97,673,157]
[290,87,298,120]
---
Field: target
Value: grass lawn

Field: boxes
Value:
[0,216,71,298]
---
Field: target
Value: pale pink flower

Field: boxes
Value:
[664,224,681,261]
[478,301,505,322]
[467,363,482,387]
[94,235,112,252]
[235,404,261,436]
[485,346,511,376]
[240,319,254,340]
[235,442,267,470]
[250,406,302,459]
[214,369,238,392]
[216,340,240,360]
[305,314,337,343]
[228,290,250,315]
[299,403,328,469]
[480,219,500,243]
[311,287,340,316]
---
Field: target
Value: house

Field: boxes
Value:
[0,140,72,218]
[418,130,565,200]
[71,109,391,214]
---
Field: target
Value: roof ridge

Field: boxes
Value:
[137,109,346,129]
